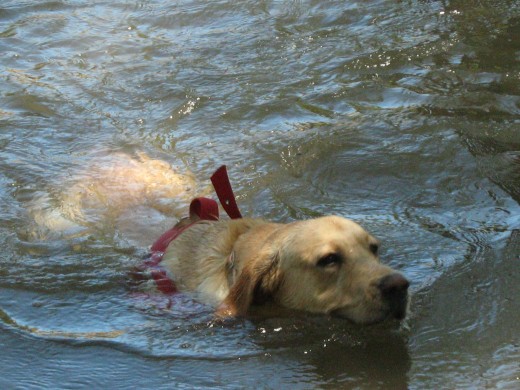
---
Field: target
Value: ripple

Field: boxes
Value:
[1,0,520,388]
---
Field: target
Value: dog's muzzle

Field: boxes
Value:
[378,273,410,320]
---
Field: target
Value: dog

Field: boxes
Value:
[27,151,201,246]
[161,215,409,324]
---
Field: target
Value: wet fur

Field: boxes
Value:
[161,216,407,324]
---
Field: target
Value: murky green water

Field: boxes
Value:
[1,0,519,388]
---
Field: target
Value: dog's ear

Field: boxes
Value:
[216,251,281,318]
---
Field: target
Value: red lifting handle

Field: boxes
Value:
[211,165,242,219]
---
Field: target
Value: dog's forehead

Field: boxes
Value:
[317,215,366,233]
[297,216,370,244]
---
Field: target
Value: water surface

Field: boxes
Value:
[1,0,519,388]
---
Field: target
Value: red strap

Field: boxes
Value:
[130,252,177,294]
[150,222,196,253]
[150,197,219,252]
[151,269,178,294]
[143,165,242,295]
[211,165,242,219]
[149,165,241,254]
[189,197,219,221]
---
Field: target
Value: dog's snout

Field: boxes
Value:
[378,273,409,296]
[377,273,409,320]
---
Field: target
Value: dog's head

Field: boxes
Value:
[217,216,409,324]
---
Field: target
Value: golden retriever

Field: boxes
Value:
[162,215,409,324]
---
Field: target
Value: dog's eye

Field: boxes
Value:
[317,253,342,268]
[369,243,379,256]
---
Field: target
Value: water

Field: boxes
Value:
[1,0,519,388]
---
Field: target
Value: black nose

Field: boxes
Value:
[378,273,409,296]
[378,273,409,319]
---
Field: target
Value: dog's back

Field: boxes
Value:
[161,218,272,304]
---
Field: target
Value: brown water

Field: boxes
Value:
[1,0,519,388]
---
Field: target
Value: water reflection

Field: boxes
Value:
[252,315,411,388]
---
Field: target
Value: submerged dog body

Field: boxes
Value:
[162,216,409,324]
